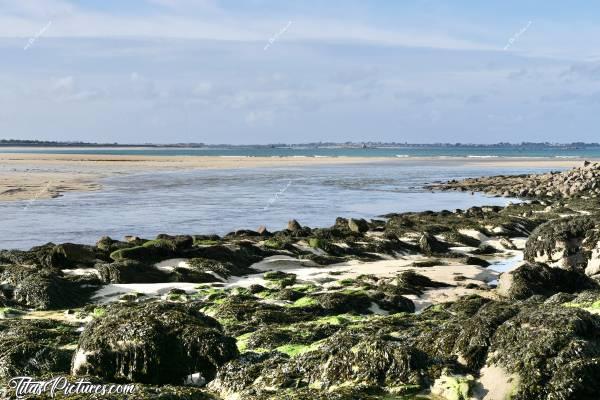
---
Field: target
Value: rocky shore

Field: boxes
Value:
[2,163,600,399]
[427,160,600,199]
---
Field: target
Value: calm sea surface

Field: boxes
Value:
[2,145,600,158]
[1,162,557,249]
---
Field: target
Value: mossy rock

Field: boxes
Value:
[193,234,222,246]
[72,302,239,385]
[524,216,598,269]
[1,264,99,310]
[443,231,481,248]
[488,305,600,400]
[498,262,598,300]
[0,319,78,379]
[97,260,170,283]
[308,238,329,250]
[51,243,104,268]
[263,271,297,288]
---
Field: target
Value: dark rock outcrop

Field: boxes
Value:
[348,218,369,233]
[498,262,598,300]
[0,319,77,379]
[419,233,450,255]
[488,305,600,400]
[96,260,171,284]
[0,264,100,310]
[524,216,600,272]
[72,302,239,385]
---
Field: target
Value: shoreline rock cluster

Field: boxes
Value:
[427,160,600,199]
[1,165,600,399]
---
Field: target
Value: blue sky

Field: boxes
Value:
[1,0,600,144]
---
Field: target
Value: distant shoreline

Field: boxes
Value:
[2,141,600,148]
[4,145,600,160]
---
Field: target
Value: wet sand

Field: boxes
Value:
[0,152,596,202]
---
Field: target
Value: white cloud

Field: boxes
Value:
[52,75,74,92]
[0,0,492,52]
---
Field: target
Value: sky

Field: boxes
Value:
[2,0,600,144]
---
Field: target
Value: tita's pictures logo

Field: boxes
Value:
[7,376,136,398]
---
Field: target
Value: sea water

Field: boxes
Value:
[1,161,556,249]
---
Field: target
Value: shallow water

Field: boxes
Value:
[1,162,554,249]
[3,145,600,158]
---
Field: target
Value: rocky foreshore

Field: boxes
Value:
[2,165,600,399]
[427,160,600,199]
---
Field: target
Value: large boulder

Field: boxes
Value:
[524,217,599,271]
[584,240,600,279]
[71,302,239,385]
[497,262,598,300]
[487,305,600,400]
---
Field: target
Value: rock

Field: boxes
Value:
[396,271,450,295]
[585,244,600,277]
[0,264,99,310]
[419,233,450,255]
[51,243,103,268]
[463,256,490,268]
[205,296,315,336]
[431,374,474,400]
[497,262,598,300]
[314,291,372,314]
[257,225,270,236]
[263,270,296,286]
[471,244,498,255]
[488,305,600,400]
[524,216,598,270]
[191,244,266,271]
[72,302,238,385]
[95,236,129,253]
[96,260,170,283]
[0,319,77,379]
[0,244,56,269]
[109,243,172,263]
[499,238,517,250]
[170,267,223,284]
[348,218,369,233]
[287,219,302,231]
[187,257,254,279]
[369,292,415,313]
[427,162,600,199]
[226,229,260,238]
[544,292,577,305]
[443,231,481,247]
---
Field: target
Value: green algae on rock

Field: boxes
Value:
[71,302,238,386]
